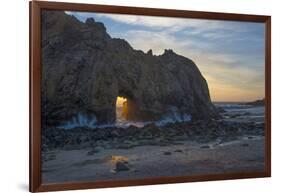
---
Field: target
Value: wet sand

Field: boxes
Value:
[42,136,264,184]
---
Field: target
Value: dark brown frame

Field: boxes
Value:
[30,1,271,192]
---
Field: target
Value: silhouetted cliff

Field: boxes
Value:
[41,10,218,126]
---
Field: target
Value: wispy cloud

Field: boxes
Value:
[120,29,198,55]
[94,13,259,34]
[67,11,261,34]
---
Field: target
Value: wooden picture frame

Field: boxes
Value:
[30,1,271,192]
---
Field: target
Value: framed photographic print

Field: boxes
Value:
[30,1,271,192]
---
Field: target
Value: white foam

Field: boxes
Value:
[57,113,97,129]
[58,109,192,129]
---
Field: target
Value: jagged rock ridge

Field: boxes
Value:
[41,10,218,126]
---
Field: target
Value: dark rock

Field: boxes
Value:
[163,151,172,155]
[147,49,153,55]
[41,116,265,151]
[87,148,100,155]
[200,145,210,149]
[114,161,130,172]
[46,154,56,161]
[216,106,226,113]
[244,98,265,106]
[41,10,219,126]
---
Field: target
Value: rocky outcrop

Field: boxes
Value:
[41,10,218,126]
[42,120,265,151]
[244,99,265,106]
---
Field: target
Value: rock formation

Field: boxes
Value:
[41,10,218,126]
[245,98,265,106]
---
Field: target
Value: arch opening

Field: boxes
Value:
[115,95,140,127]
[116,96,128,121]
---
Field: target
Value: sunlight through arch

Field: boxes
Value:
[116,96,128,120]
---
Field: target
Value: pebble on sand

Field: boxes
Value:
[114,161,130,172]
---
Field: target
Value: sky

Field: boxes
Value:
[66,11,265,102]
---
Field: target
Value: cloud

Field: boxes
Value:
[67,11,259,35]
[119,29,197,55]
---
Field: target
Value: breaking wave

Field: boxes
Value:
[58,108,192,129]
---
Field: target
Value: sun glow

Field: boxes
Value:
[116,96,129,120]
[111,155,128,164]
[116,96,127,107]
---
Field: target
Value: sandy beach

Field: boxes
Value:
[42,136,264,184]
[41,103,265,184]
